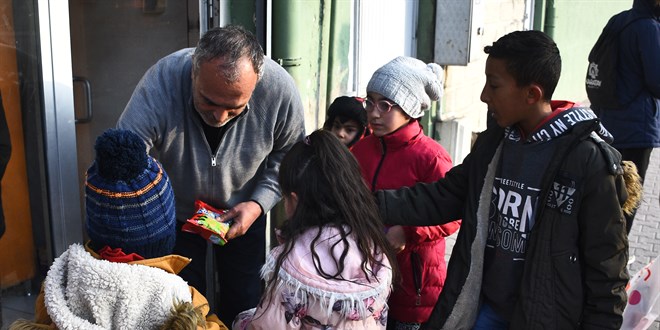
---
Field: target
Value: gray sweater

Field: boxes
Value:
[118,48,305,221]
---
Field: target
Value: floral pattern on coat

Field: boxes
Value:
[279,291,389,328]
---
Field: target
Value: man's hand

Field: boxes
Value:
[386,225,406,253]
[221,201,263,240]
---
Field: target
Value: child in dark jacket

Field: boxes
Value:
[323,95,369,148]
[10,129,227,330]
[375,30,641,330]
[351,56,461,330]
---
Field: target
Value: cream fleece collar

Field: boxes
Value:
[44,243,193,329]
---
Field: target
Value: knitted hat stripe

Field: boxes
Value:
[86,191,175,226]
[85,208,173,234]
[85,129,177,259]
[86,181,174,214]
[87,215,173,244]
[85,206,175,241]
[86,183,175,244]
[86,163,164,198]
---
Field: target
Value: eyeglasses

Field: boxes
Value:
[363,97,398,113]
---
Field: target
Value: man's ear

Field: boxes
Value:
[526,84,544,104]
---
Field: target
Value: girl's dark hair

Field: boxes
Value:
[484,30,561,101]
[263,129,396,304]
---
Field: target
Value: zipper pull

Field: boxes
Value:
[211,155,217,167]
[416,292,422,306]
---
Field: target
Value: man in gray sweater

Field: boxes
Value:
[117,25,305,325]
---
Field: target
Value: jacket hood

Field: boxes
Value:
[262,225,392,321]
[43,244,194,329]
[508,102,614,144]
[633,0,659,18]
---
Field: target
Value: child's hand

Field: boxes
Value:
[386,225,406,253]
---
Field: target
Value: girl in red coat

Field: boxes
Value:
[352,56,461,330]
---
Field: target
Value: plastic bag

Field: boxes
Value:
[622,255,660,330]
[182,200,232,246]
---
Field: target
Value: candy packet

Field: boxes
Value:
[182,200,232,246]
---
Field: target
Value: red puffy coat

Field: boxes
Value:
[352,120,461,323]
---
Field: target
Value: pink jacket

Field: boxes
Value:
[352,121,461,323]
[233,225,393,329]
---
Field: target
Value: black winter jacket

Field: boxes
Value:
[377,119,629,329]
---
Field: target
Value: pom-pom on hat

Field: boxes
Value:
[366,56,444,119]
[85,128,176,259]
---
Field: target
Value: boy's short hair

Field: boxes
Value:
[484,30,561,101]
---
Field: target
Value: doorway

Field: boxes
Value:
[69,0,200,224]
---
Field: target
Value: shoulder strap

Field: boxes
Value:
[588,132,622,175]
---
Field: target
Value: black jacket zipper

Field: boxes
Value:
[411,251,423,305]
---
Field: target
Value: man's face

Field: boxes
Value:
[480,57,530,130]
[192,57,258,127]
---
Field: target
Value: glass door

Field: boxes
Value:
[1,1,202,326]
[70,0,200,231]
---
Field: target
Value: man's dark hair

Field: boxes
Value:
[193,25,265,81]
[484,30,561,101]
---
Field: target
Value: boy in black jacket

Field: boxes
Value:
[376,30,640,330]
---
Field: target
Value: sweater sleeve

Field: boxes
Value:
[247,69,305,213]
[117,51,189,150]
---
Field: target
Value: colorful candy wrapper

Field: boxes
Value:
[182,200,232,246]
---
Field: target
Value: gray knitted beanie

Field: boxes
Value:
[366,56,444,119]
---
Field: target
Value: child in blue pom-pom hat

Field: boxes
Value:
[9,129,227,330]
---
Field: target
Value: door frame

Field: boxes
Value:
[37,0,82,257]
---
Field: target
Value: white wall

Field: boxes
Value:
[438,0,527,164]
[355,0,417,96]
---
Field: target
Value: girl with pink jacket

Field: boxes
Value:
[233,130,396,329]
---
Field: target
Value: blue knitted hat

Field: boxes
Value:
[85,128,176,259]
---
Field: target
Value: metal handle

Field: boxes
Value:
[276,57,302,67]
[73,76,93,124]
